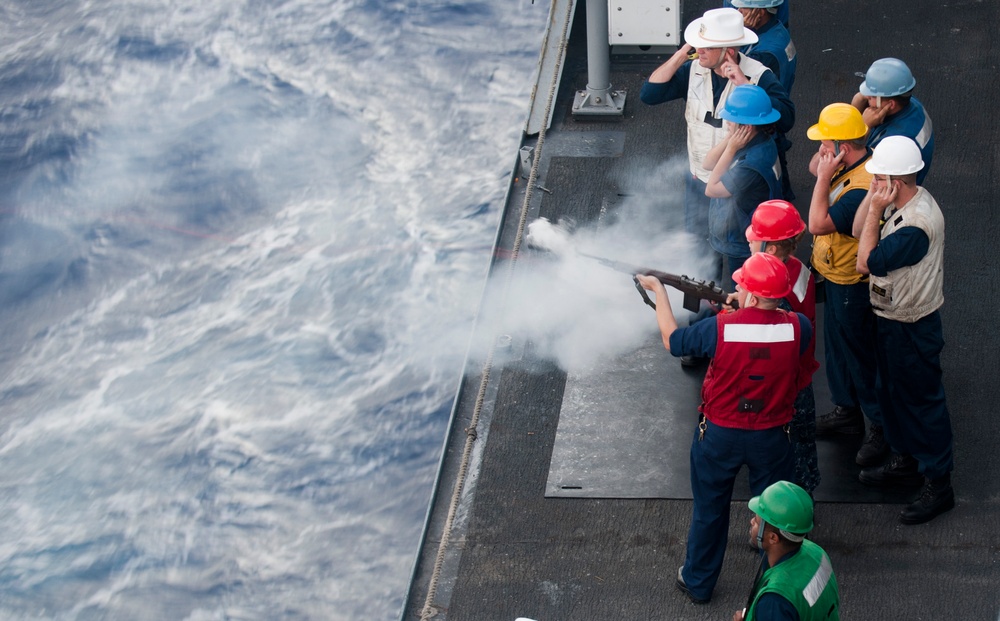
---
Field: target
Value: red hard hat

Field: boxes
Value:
[733,252,792,299]
[745,200,806,242]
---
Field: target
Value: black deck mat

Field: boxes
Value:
[546,316,920,503]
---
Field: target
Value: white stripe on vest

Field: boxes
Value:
[802,554,833,607]
[723,323,795,343]
[791,265,810,304]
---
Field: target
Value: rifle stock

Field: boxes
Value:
[582,253,736,312]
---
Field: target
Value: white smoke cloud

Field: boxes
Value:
[476,196,719,373]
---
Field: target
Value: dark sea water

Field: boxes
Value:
[0,1,548,618]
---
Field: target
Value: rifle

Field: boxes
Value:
[580,252,736,312]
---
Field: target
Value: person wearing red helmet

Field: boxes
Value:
[745,200,820,496]
[636,252,813,605]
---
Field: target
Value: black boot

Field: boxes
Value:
[815,405,864,436]
[675,566,710,604]
[679,355,708,368]
[900,474,955,525]
[858,453,924,488]
[855,424,890,467]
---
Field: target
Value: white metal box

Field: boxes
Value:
[607,0,681,46]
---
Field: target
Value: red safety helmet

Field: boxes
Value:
[745,200,806,242]
[733,252,792,299]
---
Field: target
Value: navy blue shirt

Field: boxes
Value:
[742,18,782,77]
[722,134,776,216]
[866,224,929,277]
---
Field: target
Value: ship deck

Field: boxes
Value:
[403,1,1000,619]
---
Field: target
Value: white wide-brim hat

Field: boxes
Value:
[684,8,758,48]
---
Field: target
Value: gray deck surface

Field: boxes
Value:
[403,1,1000,619]
[547,336,917,504]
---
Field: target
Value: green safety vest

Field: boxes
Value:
[747,540,840,621]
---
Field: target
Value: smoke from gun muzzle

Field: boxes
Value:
[525,217,573,256]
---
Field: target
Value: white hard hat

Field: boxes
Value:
[684,8,758,48]
[865,136,925,176]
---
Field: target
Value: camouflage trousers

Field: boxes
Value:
[790,384,820,494]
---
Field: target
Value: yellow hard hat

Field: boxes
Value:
[806,103,867,141]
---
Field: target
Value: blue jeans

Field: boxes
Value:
[682,417,793,600]
[822,280,882,425]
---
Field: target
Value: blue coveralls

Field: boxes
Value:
[867,228,953,479]
[740,16,797,201]
[866,97,934,185]
[820,158,882,426]
[708,132,782,291]
[669,313,812,601]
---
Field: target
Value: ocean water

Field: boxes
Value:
[0,1,548,619]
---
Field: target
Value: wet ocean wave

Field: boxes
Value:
[0,0,548,618]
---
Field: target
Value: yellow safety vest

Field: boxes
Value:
[810,158,873,285]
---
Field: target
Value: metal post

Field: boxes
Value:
[573,0,626,117]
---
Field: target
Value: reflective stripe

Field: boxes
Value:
[723,323,795,343]
[802,554,833,607]
[791,264,810,304]
[784,40,796,62]
[915,109,933,148]
[828,177,849,204]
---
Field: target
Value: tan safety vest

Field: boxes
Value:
[869,187,945,322]
[684,54,769,182]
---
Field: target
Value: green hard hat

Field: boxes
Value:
[748,481,814,537]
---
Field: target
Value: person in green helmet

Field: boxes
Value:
[735,481,839,621]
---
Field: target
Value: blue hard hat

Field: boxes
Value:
[730,0,783,8]
[859,58,916,97]
[719,84,781,125]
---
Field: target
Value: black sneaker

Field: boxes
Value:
[855,424,890,467]
[675,566,710,605]
[900,475,955,525]
[858,453,924,488]
[815,406,864,437]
